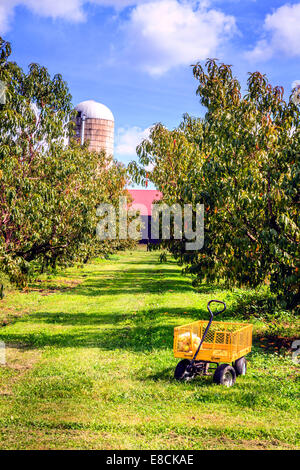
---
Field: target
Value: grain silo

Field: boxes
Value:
[75,100,114,155]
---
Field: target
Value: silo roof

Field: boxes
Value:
[75,100,114,121]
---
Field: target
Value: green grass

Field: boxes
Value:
[0,249,299,450]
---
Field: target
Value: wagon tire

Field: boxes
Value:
[213,364,236,387]
[174,359,194,381]
[233,357,247,376]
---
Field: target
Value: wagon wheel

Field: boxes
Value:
[233,357,247,376]
[174,359,195,382]
[213,364,236,387]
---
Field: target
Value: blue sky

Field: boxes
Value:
[1,0,300,169]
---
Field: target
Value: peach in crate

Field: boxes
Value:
[177,332,201,352]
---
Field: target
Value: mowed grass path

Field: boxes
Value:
[0,250,299,450]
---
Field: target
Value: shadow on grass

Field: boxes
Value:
[0,323,175,351]
[27,302,214,326]
[137,362,295,412]
[195,284,228,295]
[0,303,252,355]
[1,254,243,356]
[139,367,214,388]
[61,267,195,297]
[28,255,226,300]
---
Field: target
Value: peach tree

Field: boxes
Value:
[0,38,129,286]
[130,60,299,310]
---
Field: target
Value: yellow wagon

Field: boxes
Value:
[173,300,253,386]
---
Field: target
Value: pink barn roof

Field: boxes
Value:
[128,189,162,216]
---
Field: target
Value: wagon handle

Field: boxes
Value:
[207,300,226,319]
[189,299,226,367]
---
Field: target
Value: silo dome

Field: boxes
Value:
[75,100,114,122]
[75,100,114,155]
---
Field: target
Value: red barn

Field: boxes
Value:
[127,189,162,244]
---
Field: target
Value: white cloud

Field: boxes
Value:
[25,0,86,22]
[123,0,236,75]
[0,0,150,33]
[246,3,300,61]
[0,1,236,76]
[0,1,15,34]
[0,0,86,33]
[93,0,150,7]
[115,126,150,157]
